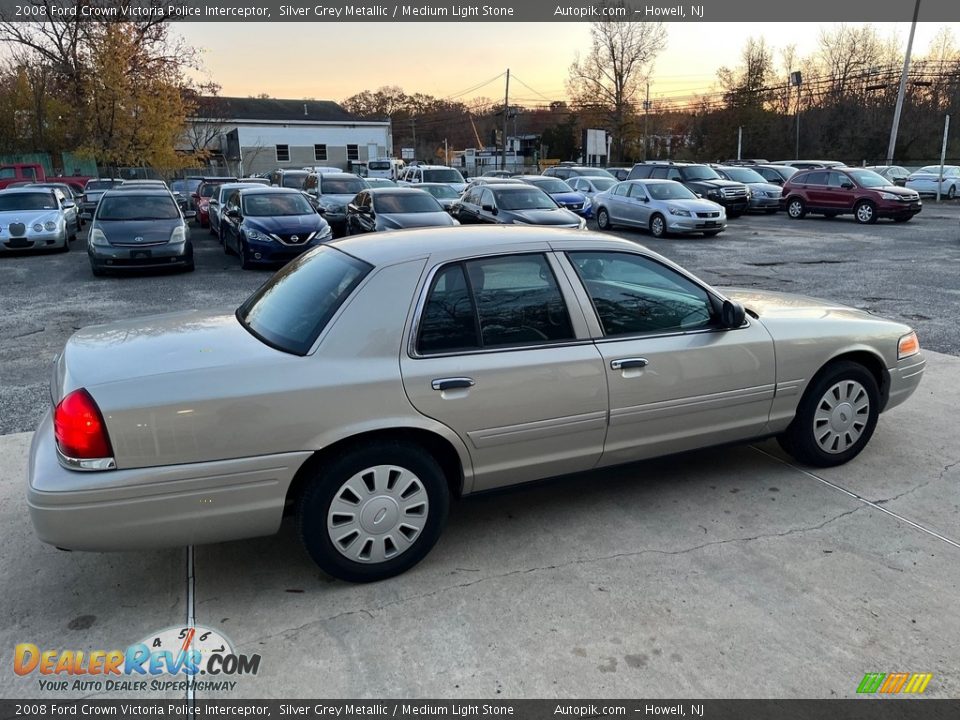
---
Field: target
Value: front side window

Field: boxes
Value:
[417,254,575,354]
[568,252,715,337]
[803,171,828,185]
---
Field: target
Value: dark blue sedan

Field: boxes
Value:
[220,187,332,270]
[516,176,592,217]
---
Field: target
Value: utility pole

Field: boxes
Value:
[643,82,651,160]
[790,71,803,160]
[936,114,950,202]
[737,126,742,161]
[444,138,449,166]
[886,0,921,165]
[501,68,510,171]
[411,118,416,159]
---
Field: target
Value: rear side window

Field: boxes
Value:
[417,254,574,355]
[237,246,372,355]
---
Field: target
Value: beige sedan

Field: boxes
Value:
[28,227,925,582]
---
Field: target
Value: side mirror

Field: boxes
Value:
[481,203,495,212]
[721,300,746,329]
[225,208,240,218]
[62,200,76,209]
[841,182,854,190]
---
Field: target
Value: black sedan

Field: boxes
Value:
[454,183,585,228]
[346,188,459,235]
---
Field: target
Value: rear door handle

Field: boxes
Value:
[431,377,476,391]
[610,358,649,370]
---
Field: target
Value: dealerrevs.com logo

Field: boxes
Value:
[14,625,261,693]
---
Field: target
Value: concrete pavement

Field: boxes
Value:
[1,352,957,699]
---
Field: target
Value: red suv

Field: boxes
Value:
[781,167,922,224]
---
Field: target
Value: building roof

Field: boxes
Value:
[193,96,385,124]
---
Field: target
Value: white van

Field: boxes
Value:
[368,158,405,180]
[397,164,466,192]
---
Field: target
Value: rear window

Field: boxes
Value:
[86,180,122,191]
[368,161,391,170]
[237,246,372,355]
[281,172,308,189]
[422,169,464,183]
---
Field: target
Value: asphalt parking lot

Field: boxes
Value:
[1,207,959,699]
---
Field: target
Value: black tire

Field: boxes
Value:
[223,231,233,255]
[777,360,880,468]
[947,184,956,200]
[596,207,613,230]
[208,222,216,236]
[649,213,667,238]
[239,238,254,270]
[854,200,877,224]
[91,263,106,277]
[58,237,70,253]
[298,441,450,583]
[786,197,806,219]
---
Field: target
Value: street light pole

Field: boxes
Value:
[886,0,921,165]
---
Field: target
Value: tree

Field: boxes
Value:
[566,3,667,162]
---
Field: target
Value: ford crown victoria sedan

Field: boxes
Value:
[28,227,924,582]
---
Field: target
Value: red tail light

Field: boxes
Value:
[54,389,113,460]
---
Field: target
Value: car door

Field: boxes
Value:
[221,190,242,253]
[351,191,375,233]
[400,252,608,491]
[625,182,653,227]
[477,188,499,224]
[561,250,776,467]
[826,171,856,211]
[604,182,634,225]
[798,171,829,210]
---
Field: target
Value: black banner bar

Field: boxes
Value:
[2,700,960,720]
[0,0,959,22]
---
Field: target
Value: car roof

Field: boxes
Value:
[411,165,459,170]
[329,225,648,267]
[629,178,679,184]
[101,188,174,197]
[320,173,364,179]
[237,186,303,195]
[367,187,429,195]
[0,187,57,195]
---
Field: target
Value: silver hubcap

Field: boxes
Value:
[652,217,664,235]
[327,465,429,564]
[813,380,870,454]
[789,201,802,217]
[599,210,608,226]
[857,204,873,222]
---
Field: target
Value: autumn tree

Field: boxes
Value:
[566,4,667,162]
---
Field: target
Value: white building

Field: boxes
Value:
[187,96,392,176]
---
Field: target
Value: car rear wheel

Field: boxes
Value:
[298,441,450,583]
[948,185,957,200]
[777,361,880,467]
[58,236,70,252]
[786,198,806,219]
[596,207,613,230]
[854,200,877,224]
[649,213,667,238]
[239,238,254,270]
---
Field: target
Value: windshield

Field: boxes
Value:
[237,246,372,355]
[368,161,391,170]
[199,183,221,198]
[582,168,614,178]
[86,180,121,191]
[97,194,179,220]
[648,183,697,201]
[422,169,465,183]
[321,177,366,194]
[530,178,572,194]
[170,179,202,194]
[281,173,308,189]
[422,185,458,199]
[917,165,959,174]
[0,192,57,211]
[374,193,442,213]
[495,188,557,211]
[588,178,616,191]
[723,168,765,183]
[683,165,721,181]
[847,170,890,188]
[242,193,315,216]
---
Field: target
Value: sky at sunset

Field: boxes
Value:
[178,22,956,108]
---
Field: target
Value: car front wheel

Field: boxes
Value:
[947,185,956,200]
[854,200,877,224]
[649,213,667,238]
[777,360,880,467]
[298,441,450,582]
[596,207,613,230]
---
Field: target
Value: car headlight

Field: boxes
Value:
[317,225,333,241]
[44,221,57,231]
[898,331,920,359]
[707,190,721,198]
[90,228,109,246]
[577,217,587,230]
[582,196,592,210]
[32,223,44,232]
[169,226,186,244]
[878,192,900,200]
[246,228,271,242]
[668,207,691,217]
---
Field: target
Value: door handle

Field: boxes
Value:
[610,358,648,370]
[431,377,475,391]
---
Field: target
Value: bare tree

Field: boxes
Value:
[566,2,667,162]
